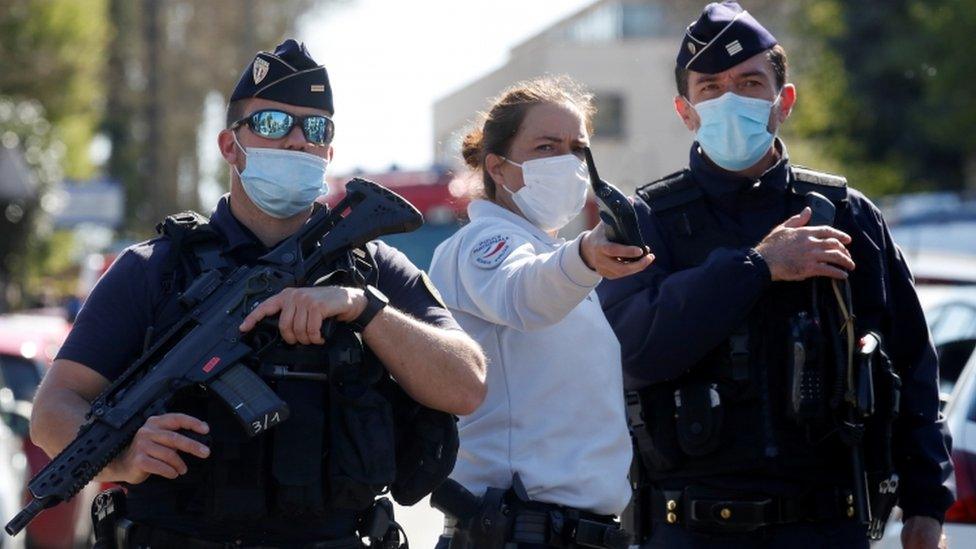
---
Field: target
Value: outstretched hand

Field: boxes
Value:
[580,222,655,279]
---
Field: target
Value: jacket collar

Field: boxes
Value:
[689,138,791,203]
[467,199,563,245]
[207,194,270,259]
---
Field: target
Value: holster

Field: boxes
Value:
[91,487,132,549]
[432,476,630,549]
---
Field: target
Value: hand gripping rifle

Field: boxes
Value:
[5,178,423,536]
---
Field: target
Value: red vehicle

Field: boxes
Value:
[0,310,97,548]
[324,167,472,270]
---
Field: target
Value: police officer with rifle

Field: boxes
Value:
[597,3,953,548]
[23,39,486,548]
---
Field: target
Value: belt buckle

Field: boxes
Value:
[688,497,772,533]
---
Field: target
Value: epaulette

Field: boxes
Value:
[635,169,700,213]
[156,210,212,238]
[790,165,848,203]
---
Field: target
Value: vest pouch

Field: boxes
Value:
[271,379,327,517]
[204,401,268,521]
[675,383,723,457]
[636,384,685,472]
[377,377,459,506]
[327,381,397,510]
[392,406,459,505]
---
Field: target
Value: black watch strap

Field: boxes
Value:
[349,285,388,332]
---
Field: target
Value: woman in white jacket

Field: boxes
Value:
[429,77,654,548]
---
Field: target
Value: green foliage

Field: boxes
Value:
[0,97,65,309]
[103,0,318,231]
[0,0,110,179]
[788,0,975,195]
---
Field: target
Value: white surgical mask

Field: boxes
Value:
[499,154,589,231]
[233,133,329,219]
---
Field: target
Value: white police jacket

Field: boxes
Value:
[429,199,632,516]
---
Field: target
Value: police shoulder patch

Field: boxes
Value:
[421,271,448,309]
[470,234,513,269]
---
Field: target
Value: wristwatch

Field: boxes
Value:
[349,285,389,332]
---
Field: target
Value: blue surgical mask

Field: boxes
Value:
[692,92,779,172]
[233,134,329,219]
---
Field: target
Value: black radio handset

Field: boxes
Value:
[583,147,647,259]
[805,191,836,227]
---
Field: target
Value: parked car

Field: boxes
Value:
[0,310,96,548]
[0,388,27,549]
[876,286,976,547]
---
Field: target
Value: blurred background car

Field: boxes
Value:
[875,286,976,547]
[0,310,97,549]
[0,387,28,549]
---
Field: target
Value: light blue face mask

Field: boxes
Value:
[233,134,329,219]
[692,92,779,172]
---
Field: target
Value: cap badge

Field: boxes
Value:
[253,58,270,84]
[687,42,697,54]
[725,40,744,56]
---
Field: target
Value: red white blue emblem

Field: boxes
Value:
[471,235,512,269]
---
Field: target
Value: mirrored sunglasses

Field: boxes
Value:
[232,109,335,145]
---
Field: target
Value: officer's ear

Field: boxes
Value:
[769,84,797,133]
[776,84,796,121]
[218,129,242,167]
[674,96,700,132]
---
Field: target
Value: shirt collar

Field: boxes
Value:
[467,199,563,245]
[207,194,270,257]
[689,138,791,199]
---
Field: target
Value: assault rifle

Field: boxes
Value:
[5,178,423,536]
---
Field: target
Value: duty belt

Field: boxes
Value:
[514,506,628,549]
[445,505,629,549]
[650,486,856,534]
[112,521,363,549]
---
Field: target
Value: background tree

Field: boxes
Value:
[788,0,976,195]
[0,0,108,309]
[104,0,320,232]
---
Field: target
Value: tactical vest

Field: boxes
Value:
[127,210,459,531]
[631,167,899,486]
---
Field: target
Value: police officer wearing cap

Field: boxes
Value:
[598,3,952,548]
[30,39,486,548]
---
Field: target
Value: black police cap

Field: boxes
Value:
[230,39,334,113]
[676,1,777,74]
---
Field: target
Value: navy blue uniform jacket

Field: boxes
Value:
[597,143,953,522]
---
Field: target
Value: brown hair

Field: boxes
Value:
[675,44,788,98]
[226,99,249,128]
[461,76,595,200]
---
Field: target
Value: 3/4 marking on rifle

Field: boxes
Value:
[250,411,282,435]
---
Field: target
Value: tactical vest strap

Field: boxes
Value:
[789,166,848,204]
[156,210,230,293]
